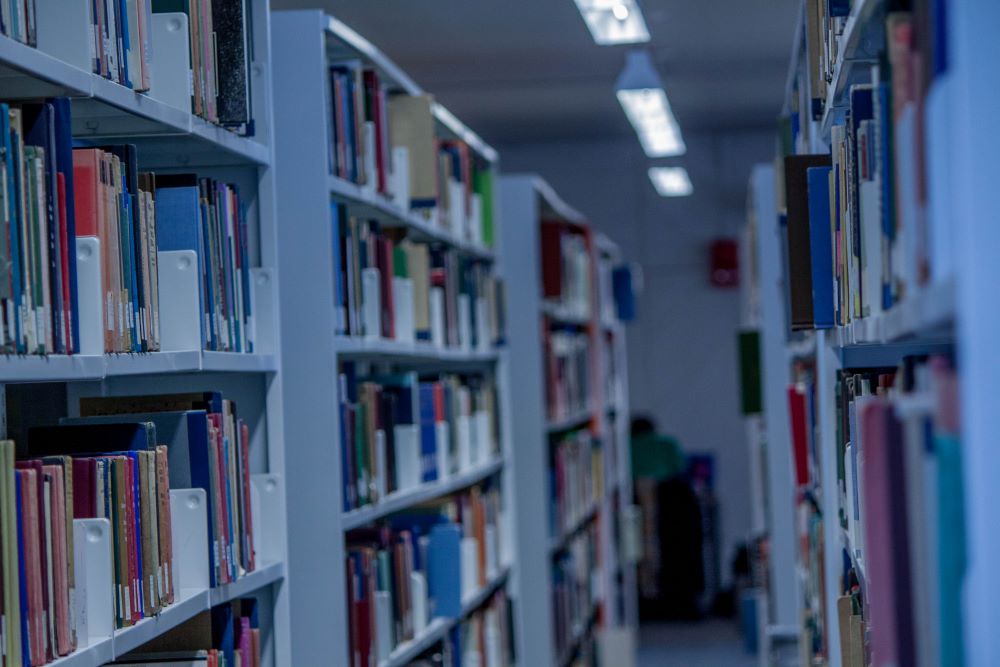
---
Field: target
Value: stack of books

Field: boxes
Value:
[783,5,952,330]
[550,430,601,540]
[834,355,961,667]
[545,329,591,422]
[331,207,504,349]
[338,364,501,511]
[541,222,591,321]
[64,391,258,586]
[0,99,256,356]
[345,484,503,665]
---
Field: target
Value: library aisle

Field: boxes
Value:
[0,0,994,666]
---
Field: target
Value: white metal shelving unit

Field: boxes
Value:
[501,174,635,667]
[0,0,291,663]
[750,0,993,664]
[271,11,511,666]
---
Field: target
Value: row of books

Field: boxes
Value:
[802,0,850,119]
[108,599,261,667]
[331,207,504,349]
[541,222,592,321]
[35,0,255,133]
[0,0,33,45]
[338,364,501,511]
[1,432,175,665]
[784,7,951,330]
[552,522,600,662]
[545,330,591,422]
[834,355,962,667]
[0,98,254,355]
[404,590,513,667]
[325,69,497,248]
[345,485,502,665]
[550,430,601,541]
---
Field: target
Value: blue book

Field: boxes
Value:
[211,602,236,665]
[156,174,207,348]
[612,266,635,321]
[50,99,80,354]
[23,101,66,354]
[428,523,461,619]
[418,383,439,483]
[807,166,835,328]
[0,104,24,353]
[877,82,895,310]
[828,0,850,16]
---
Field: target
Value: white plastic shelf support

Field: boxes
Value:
[157,250,202,353]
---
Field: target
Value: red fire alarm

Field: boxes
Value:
[709,239,739,288]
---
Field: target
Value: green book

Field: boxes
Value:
[737,330,762,415]
[473,168,494,247]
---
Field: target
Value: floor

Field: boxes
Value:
[637,619,757,667]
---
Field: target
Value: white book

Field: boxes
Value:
[475,297,489,352]
[361,267,382,339]
[391,147,410,213]
[393,424,421,491]
[429,287,445,348]
[860,178,882,318]
[484,524,498,579]
[446,179,465,238]
[392,277,414,344]
[435,421,450,481]
[475,410,492,464]
[456,414,472,473]
[460,537,479,601]
[484,610,502,667]
[374,590,393,662]
[410,571,428,634]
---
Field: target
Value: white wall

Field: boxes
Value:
[499,128,775,588]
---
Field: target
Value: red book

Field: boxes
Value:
[540,223,565,299]
[17,468,45,665]
[124,458,140,623]
[209,414,231,583]
[861,400,915,666]
[239,421,255,572]
[71,150,102,237]
[787,386,810,486]
[17,461,51,662]
[73,458,96,519]
[44,465,71,656]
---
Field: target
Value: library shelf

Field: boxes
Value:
[333,337,500,365]
[832,278,955,349]
[546,407,594,433]
[326,175,495,260]
[549,501,600,556]
[0,35,270,167]
[817,0,885,137]
[0,351,278,382]
[48,562,285,666]
[341,458,505,531]
[378,568,510,667]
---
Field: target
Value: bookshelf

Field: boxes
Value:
[0,0,290,664]
[500,174,636,666]
[742,1,993,665]
[271,11,512,666]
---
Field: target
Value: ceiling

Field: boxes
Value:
[273,0,800,148]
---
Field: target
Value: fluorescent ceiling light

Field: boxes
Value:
[615,51,686,157]
[649,167,693,197]
[573,0,650,45]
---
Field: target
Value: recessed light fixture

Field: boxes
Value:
[573,0,650,45]
[615,51,686,157]
[649,167,693,197]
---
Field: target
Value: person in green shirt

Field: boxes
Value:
[630,415,686,482]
